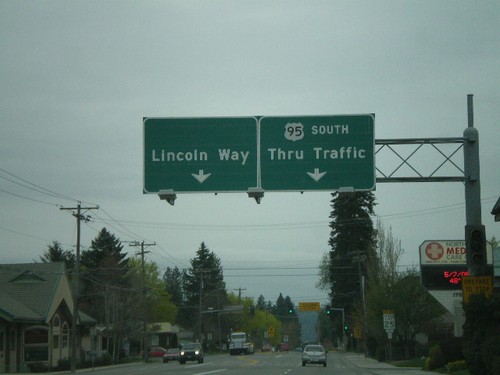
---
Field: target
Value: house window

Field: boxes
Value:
[53,315,60,328]
[24,327,48,362]
[53,335,59,349]
[62,324,69,348]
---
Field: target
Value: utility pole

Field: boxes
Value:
[129,241,155,361]
[60,202,98,373]
[353,254,368,357]
[198,273,204,342]
[234,287,246,304]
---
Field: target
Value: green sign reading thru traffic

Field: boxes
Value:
[260,115,375,191]
[143,115,375,194]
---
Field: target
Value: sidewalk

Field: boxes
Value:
[42,361,141,375]
[340,352,431,375]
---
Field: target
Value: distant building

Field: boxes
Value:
[0,262,95,373]
[147,322,179,348]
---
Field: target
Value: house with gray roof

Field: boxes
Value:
[492,196,500,222]
[0,262,95,373]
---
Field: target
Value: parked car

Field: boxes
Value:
[179,342,204,364]
[301,344,327,367]
[280,342,290,351]
[162,348,180,363]
[148,346,167,358]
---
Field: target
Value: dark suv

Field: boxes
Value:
[179,342,204,364]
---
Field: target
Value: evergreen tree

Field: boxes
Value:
[81,228,128,273]
[328,192,376,322]
[39,241,75,270]
[273,293,301,348]
[79,228,130,323]
[182,242,226,337]
[256,295,267,310]
[274,293,285,316]
[163,266,184,306]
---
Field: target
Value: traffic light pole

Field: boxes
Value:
[463,95,488,276]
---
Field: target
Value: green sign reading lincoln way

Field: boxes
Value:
[144,117,258,193]
[143,115,375,194]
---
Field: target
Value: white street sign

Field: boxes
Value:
[383,310,396,331]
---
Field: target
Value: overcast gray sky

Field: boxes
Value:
[1,0,499,307]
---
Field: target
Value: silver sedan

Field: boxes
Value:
[301,344,327,367]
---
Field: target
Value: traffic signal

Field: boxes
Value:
[465,224,487,271]
[325,305,331,315]
[288,307,294,314]
[344,324,349,331]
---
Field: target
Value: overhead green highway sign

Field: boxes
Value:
[143,117,258,193]
[259,115,375,191]
[143,114,375,195]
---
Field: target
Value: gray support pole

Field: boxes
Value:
[463,94,486,275]
[463,94,482,225]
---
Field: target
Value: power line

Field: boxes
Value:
[0,167,78,202]
[98,207,149,241]
[0,224,62,243]
[0,187,62,206]
[0,167,101,207]
[88,195,498,232]
[2,167,497,244]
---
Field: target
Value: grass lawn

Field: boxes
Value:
[389,358,470,374]
[390,358,425,368]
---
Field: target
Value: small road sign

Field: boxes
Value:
[354,326,363,339]
[268,327,276,338]
[298,302,321,312]
[383,310,396,331]
[462,275,493,303]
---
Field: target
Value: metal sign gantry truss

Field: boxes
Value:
[375,137,466,183]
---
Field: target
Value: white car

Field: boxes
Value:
[301,344,327,367]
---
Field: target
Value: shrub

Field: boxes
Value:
[427,344,446,370]
[376,347,385,362]
[29,362,49,373]
[491,355,500,375]
[440,336,464,363]
[481,335,500,375]
[463,295,500,375]
[57,358,71,371]
[446,360,467,373]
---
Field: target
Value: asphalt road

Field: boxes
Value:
[48,350,431,375]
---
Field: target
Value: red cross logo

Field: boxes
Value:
[425,242,444,260]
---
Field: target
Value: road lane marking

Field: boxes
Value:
[193,369,228,375]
